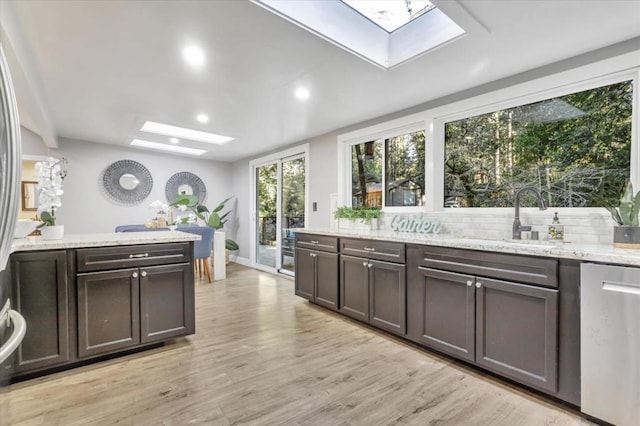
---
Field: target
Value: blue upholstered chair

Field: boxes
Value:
[177,226,215,283]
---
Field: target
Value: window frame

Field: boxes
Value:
[337,113,428,213]
[338,52,639,215]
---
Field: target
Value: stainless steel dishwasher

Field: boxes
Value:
[581,263,640,426]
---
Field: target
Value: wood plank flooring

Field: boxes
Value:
[0,264,592,425]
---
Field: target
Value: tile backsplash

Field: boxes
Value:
[380,209,617,245]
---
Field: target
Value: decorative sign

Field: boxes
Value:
[390,214,442,234]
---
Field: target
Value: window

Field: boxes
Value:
[341,0,436,33]
[444,80,633,208]
[350,130,425,208]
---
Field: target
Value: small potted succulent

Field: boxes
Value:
[334,206,383,231]
[36,157,67,240]
[605,181,640,248]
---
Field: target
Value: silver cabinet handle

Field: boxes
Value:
[309,252,314,257]
[362,261,368,267]
[132,272,139,278]
[363,247,376,252]
[467,280,473,287]
[310,240,319,244]
[475,282,482,288]
[367,263,373,268]
[129,253,149,259]
[141,271,147,277]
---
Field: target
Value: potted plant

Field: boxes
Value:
[334,206,382,230]
[171,194,239,253]
[605,181,640,248]
[36,157,67,240]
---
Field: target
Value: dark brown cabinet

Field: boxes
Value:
[77,269,140,357]
[340,238,406,336]
[339,254,369,321]
[8,251,70,374]
[77,244,195,358]
[140,263,194,343]
[407,244,559,394]
[294,234,339,311]
[475,277,558,392]
[411,267,475,362]
[4,242,195,382]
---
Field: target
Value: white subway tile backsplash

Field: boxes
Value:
[383,208,617,245]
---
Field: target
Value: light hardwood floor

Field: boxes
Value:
[0,264,592,425]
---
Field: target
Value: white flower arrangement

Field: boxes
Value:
[148,200,169,215]
[35,157,67,227]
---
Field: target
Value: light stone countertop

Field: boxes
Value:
[296,228,640,267]
[10,231,200,253]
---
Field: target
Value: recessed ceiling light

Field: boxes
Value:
[295,87,310,100]
[182,45,205,67]
[131,139,207,156]
[196,114,209,123]
[141,120,233,145]
[170,137,179,144]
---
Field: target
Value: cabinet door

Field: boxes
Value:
[476,277,558,392]
[294,248,315,301]
[140,263,194,343]
[77,269,140,358]
[315,251,339,311]
[340,255,369,322]
[10,251,70,373]
[369,260,406,336]
[413,267,475,361]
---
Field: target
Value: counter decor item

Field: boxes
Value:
[147,200,169,228]
[334,206,382,231]
[548,212,564,241]
[605,181,640,248]
[36,157,67,240]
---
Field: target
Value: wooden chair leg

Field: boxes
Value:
[204,257,212,283]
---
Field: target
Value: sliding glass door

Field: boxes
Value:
[256,163,278,269]
[254,153,306,275]
[280,157,305,273]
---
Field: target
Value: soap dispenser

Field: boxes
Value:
[548,212,564,241]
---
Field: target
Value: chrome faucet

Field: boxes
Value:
[512,187,547,239]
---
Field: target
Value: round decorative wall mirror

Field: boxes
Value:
[165,172,206,204]
[118,173,140,190]
[102,160,153,204]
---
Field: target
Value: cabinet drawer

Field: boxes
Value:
[341,238,405,264]
[76,243,192,272]
[295,234,338,253]
[413,245,557,288]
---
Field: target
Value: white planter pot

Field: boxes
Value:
[338,218,379,231]
[40,225,64,240]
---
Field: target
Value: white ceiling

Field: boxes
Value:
[3,0,640,162]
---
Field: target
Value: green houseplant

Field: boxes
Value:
[334,206,382,230]
[171,194,239,251]
[605,181,640,248]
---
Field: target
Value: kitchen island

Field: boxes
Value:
[2,231,199,382]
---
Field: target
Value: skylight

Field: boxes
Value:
[141,121,233,145]
[341,0,435,33]
[131,139,207,156]
[251,0,478,69]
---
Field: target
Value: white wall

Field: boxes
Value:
[38,138,233,234]
[230,157,250,261]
